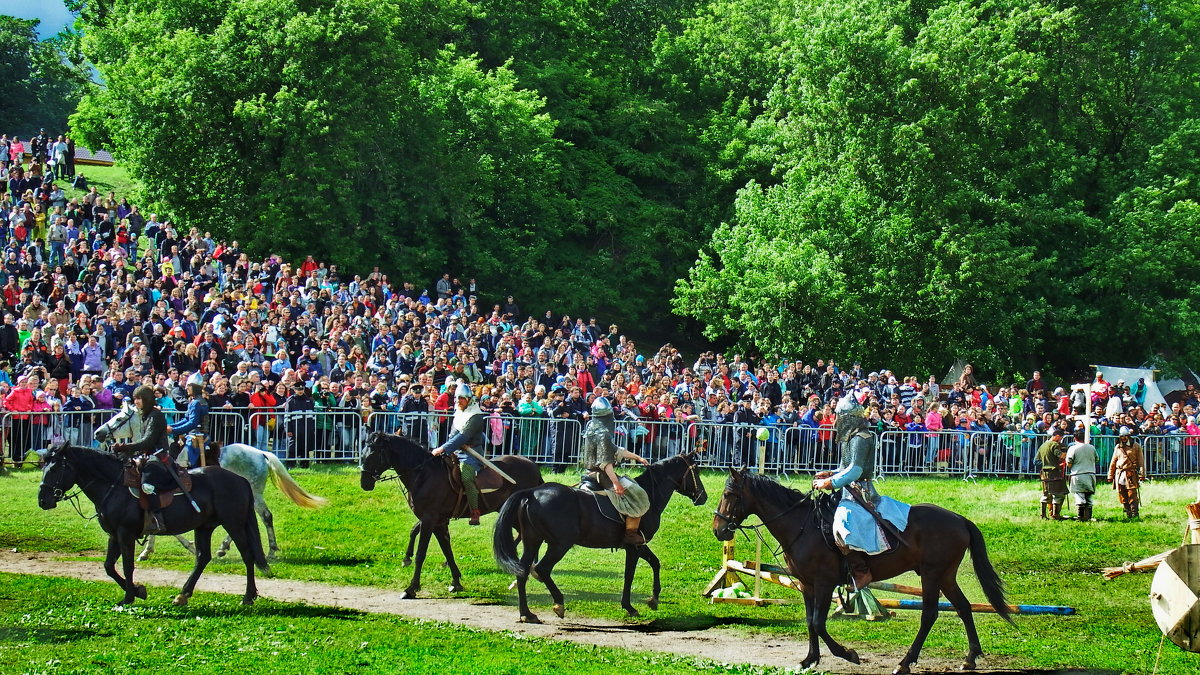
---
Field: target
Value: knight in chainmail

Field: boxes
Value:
[579,396,651,546]
[813,393,911,589]
[432,381,488,525]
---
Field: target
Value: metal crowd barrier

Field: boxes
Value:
[3,408,1198,478]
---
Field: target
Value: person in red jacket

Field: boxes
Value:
[4,375,35,466]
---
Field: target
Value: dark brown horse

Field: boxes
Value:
[713,470,1012,674]
[37,443,269,606]
[359,431,543,598]
[493,452,708,623]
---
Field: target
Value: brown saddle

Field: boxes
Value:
[123,456,192,512]
[445,456,506,494]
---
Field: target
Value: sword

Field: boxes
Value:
[460,445,516,484]
[845,483,910,549]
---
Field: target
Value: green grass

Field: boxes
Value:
[0,573,778,675]
[59,164,139,204]
[3,466,1200,673]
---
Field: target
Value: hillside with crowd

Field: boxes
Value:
[1,129,1197,477]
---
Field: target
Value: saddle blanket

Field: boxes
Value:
[833,495,910,555]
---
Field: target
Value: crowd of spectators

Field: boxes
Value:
[1,127,1196,477]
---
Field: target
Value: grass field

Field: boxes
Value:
[3,465,1200,674]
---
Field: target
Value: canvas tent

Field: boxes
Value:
[941,358,969,387]
[1094,364,1167,409]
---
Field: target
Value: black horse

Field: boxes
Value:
[359,431,544,598]
[37,443,269,606]
[713,469,1012,673]
[493,451,708,623]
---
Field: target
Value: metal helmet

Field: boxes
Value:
[454,381,474,402]
[591,396,614,417]
[1119,426,1132,437]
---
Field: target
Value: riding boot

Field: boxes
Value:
[1079,505,1092,522]
[623,516,645,546]
[142,494,167,536]
[1040,502,1048,520]
[1050,502,1065,520]
[468,509,481,526]
[846,551,873,589]
[1131,502,1140,519]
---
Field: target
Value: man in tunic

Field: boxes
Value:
[813,393,910,589]
[579,396,651,546]
[1107,426,1145,519]
[1066,428,1097,522]
[1038,427,1069,520]
[432,381,488,525]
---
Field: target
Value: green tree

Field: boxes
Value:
[0,16,88,136]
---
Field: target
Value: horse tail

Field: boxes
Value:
[263,450,329,509]
[966,518,1014,625]
[493,489,532,577]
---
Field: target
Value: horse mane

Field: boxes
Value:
[370,432,433,472]
[738,472,811,507]
[60,444,124,471]
[634,453,689,488]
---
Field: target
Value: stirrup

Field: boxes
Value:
[623,530,646,546]
[144,513,167,536]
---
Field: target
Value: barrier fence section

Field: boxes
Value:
[2,409,1197,479]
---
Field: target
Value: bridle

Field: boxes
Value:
[714,478,813,535]
[645,455,706,506]
[41,450,110,521]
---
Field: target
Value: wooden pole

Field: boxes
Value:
[754,437,765,601]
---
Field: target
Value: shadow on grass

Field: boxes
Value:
[135,602,368,621]
[633,614,807,632]
[0,626,106,643]
[271,556,374,567]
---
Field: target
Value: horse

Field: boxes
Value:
[359,431,544,598]
[493,451,708,623]
[712,469,1012,673]
[37,443,269,606]
[139,441,329,562]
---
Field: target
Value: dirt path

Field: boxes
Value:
[0,549,1038,674]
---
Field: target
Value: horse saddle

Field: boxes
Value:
[446,457,505,494]
[577,473,623,526]
[124,456,192,512]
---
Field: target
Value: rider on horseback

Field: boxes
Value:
[110,385,176,534]
[813,392,910,590]
[168,382,209,467]
[432,381,487,525]
[580,396,651,546]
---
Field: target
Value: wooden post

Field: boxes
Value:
[755,437,766,601]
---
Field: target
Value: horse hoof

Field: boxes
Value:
[243,595,257,606]
[625,607,640,618]
[844,649,860,665]
[137,553,149,562]
[553,604,565,618]
[399,589,418,600]
[800,657,818,670]
[448,583,463,593]
[961,660,977,671]
[893,665,912,675]
[134,584,148,600]
[646,597,658,611]
[173,594,190,606]
[216,550,227,558]
[519,614,542,624]
[402,558,413,567]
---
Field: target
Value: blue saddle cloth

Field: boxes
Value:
[833,494,910,555]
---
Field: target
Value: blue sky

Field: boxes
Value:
[0,0,75,37]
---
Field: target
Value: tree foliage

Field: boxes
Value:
[0,15,89,136]
[672,0,1200,374]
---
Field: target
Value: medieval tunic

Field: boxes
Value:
[1066,441,1097,506]
[1108,440,1145,506]
[1037,438,1068,498]
[579,414,650,518]
[443,402,488,469]
[830,395,909,554]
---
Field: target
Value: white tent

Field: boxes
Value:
[1094,364,1167,409]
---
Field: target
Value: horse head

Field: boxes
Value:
[677,450,708,506]
[712,468,749,541]
[359,432,387,491]
[37,442,77,511]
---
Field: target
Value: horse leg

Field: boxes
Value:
[619,546,644,617]
[258,501,279,560]
[814,583,860,664]
[117,533,142,605]
[221,511,262,605]
[432,524,463,593]
[175,534,197,556]
[895,575,944,674]
[941,579,983,670]
[217,534,233,558]
[401,523,434,599]
[174,527,214,606]
[798,587,822,669]
[137,535,155,562]
[533,542,571,619]
[638,546,661,610]
[403,522,420,567]
[515,535,543,623]
[104,535,144,602]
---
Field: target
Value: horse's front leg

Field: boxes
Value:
[257,497,279,560]
[401,521,434,599]
[137,535,155,561]
[620,546,640,617]
[638,546,661,610]
[895,575,944,674]
[432,524,463,592]
[117,532,144,605]
[403,522,420,566]
[174,527,214,606]
[814,582,860,664]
